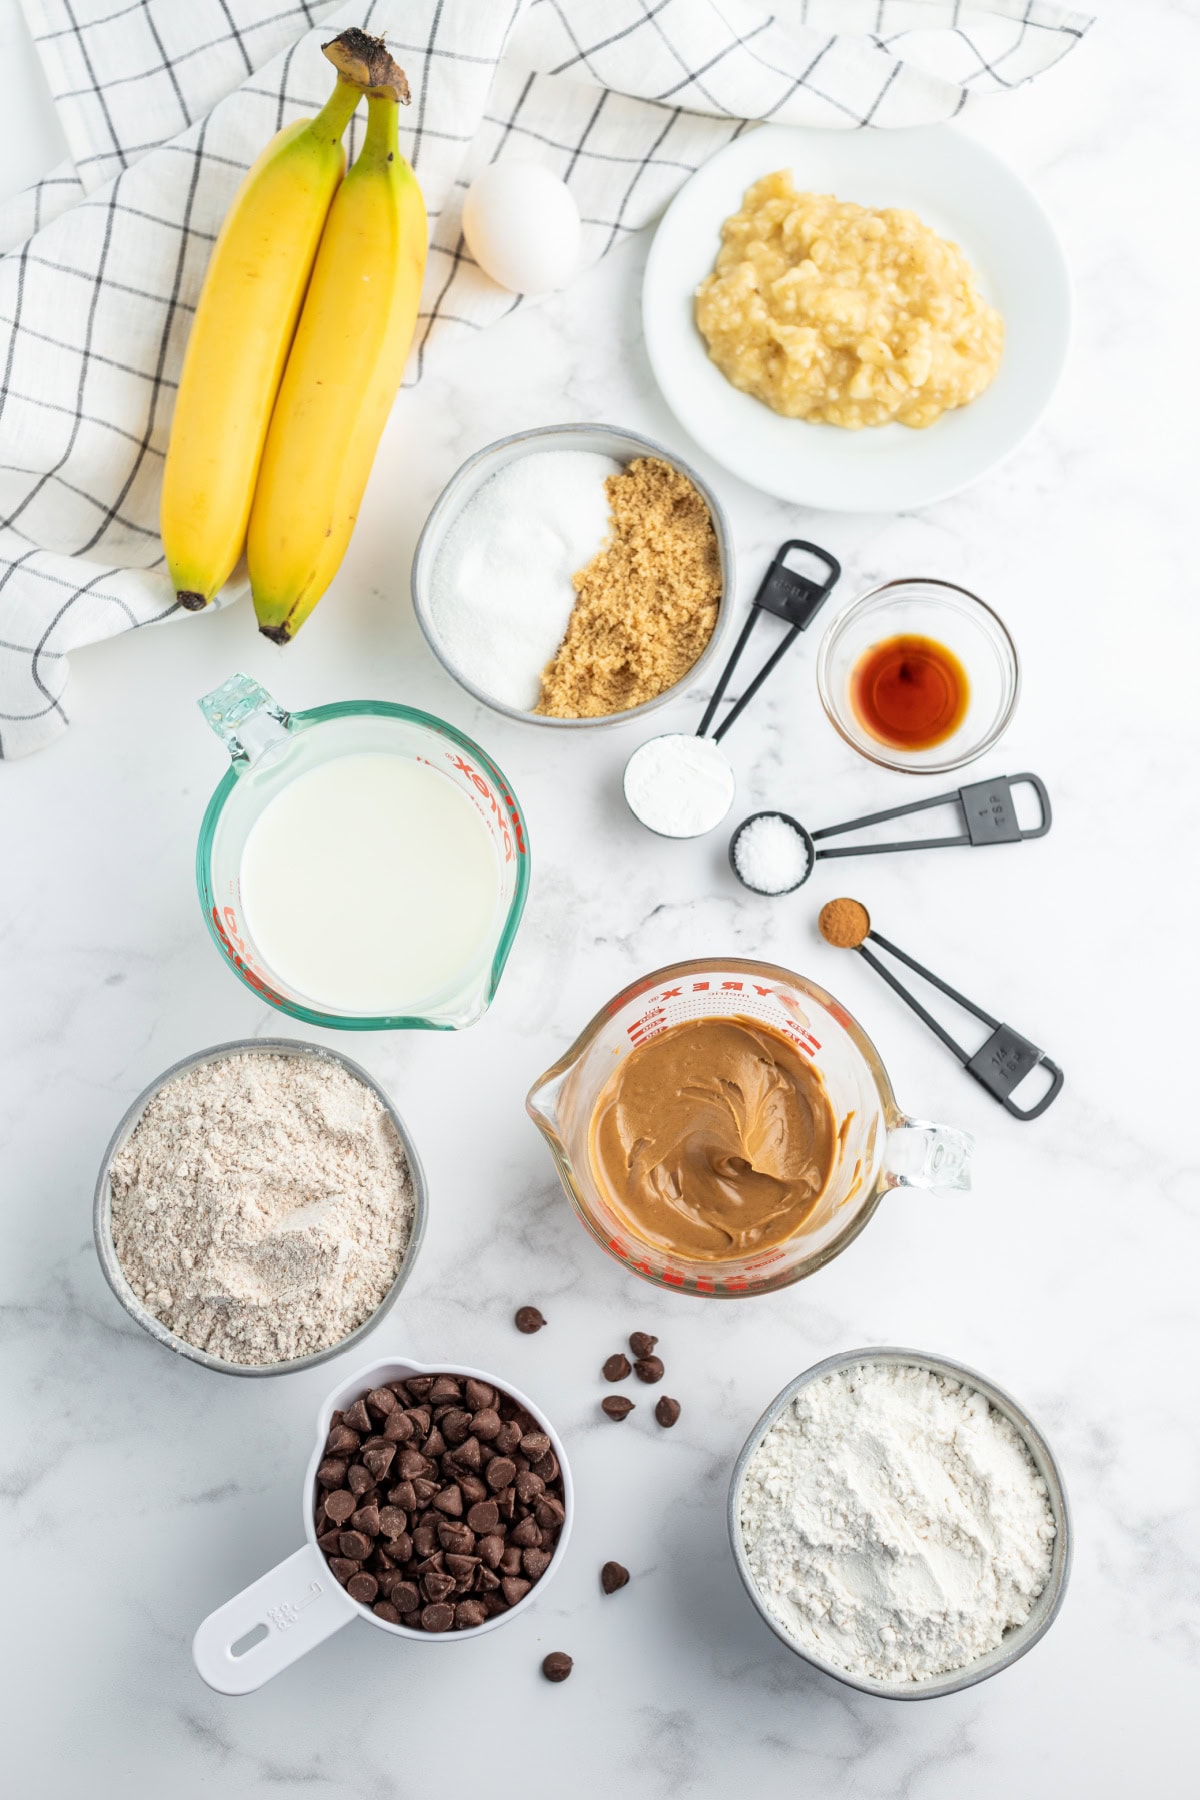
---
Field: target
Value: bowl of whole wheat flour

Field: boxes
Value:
[94,1040,427,1376]
[729,1347,1071,1699]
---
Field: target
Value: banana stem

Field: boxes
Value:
[360,90,401,166]
[309,74,362,145]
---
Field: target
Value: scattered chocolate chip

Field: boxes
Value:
[515,1306,546,1334]
[603,1353,632,1382]
[601,1561,630,1594]
[542,1651,573,1683]
[602,1395,635,1421]
[655,1395,681,1428]
[629,1332,658,1360]
[634,1355,665,1384]
[346,1572,378,1605]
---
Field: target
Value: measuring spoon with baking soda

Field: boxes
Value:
[728,771,1051,896]
[622,541,841,838]
[817,898,1064,1120]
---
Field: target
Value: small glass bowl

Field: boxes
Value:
[816,579,1020,775]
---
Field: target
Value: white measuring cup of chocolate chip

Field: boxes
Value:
[623,542,841,838]
[192,1356,573,1693]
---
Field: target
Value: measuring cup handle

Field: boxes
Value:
[883,1120,974,1193]
[192,1543,353,1695]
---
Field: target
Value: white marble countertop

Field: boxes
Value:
[2,4,1197,1795]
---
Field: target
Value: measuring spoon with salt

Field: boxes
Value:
[728,771,1052,895]
[817,898,1064,1120]
[622,541,841,838]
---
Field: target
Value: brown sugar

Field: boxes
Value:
[818,898,871,950]
[535,457,721,718]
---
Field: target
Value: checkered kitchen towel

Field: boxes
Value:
[0,0,1091,756]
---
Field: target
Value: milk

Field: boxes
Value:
[240,753,502,1015]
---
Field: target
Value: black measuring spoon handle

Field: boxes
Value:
[811,772,1052,862]
[696,540,841,744]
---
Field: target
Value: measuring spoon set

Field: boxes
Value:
[621,540,1063,1118]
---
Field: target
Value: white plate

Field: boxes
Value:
[642,125,1070,514]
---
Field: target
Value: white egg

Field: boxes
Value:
[462,161,581,296]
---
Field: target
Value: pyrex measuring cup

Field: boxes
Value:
[196,674,530,1030]
[526,958,972,1297]
[192,1355,573,1694]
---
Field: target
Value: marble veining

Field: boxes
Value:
[1,2,1197,1795]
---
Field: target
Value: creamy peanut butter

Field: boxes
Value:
[589,1016,839,1260]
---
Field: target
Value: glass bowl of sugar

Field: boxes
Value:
[411,423,735,729]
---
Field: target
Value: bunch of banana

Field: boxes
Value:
[160,30,427,641]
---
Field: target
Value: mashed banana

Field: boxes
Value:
[695,172,1003,430]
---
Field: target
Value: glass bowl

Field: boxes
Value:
[816,579,1020,774]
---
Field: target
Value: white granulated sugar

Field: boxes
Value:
[428,450,620,710]
[109,1052,414,1366]
[739,1362,1056,1685]
[733,812,811,892]
[623,733,735,837]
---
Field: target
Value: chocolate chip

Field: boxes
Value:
[458,1473,487,1504]
[412,1477,439,1505]
[515,1471,544,1504]
[477,1566,500,1592]
[515,1306,546,1333]
[603,1353,632,1381]
[347,1572,378,1605]
[519,1431,551,1459]
[329,1558,359,1584]
[511,1516,541,1548]
[441,1408,472,1444]
[486,1456,517,1491]
[362,1444,395,1480]
[323,1490,356,1525]
[522,1548,552,1579]
[350,1504,380,1537]
[542,1652,573,1682]
[391,1580,421,1612]
[496,1420,523,1455]
[634,1356,664,1384]
[317,1529,342,1555]
[387,1479,417,1511]
[467,1500,499,1534]
[383,1410,414,1443]
[455,1599,488,1629]
[465,1380,496,1411]
[387,1531,413,1564]
[422,1571,455,1603]
[372,1600,402,1623]
[478,1534,505,1569]
[406,1376,434,1400]
[377,1506,407,1538]
[366,1387,396,1418]
[629,1332,658,1359]
[601,1561,630,1594]
[655,1395,681,1427]
[535,1496,566,1529]
[499,1544,523,1576]
[532,1450,560,1481]
[325,1425,360,1456]
[444,1553,479,1579]
[412,1524,438,1557]
[429,1375,462,1403]
[316,1458,348,1488]
[602,1396,635,1421]
[387,1381,412,1402]
[396,1449,429,1481]
[347,1464,375,1495]
[501,1576,531,1606]
[343,1399,372,1433]
[421,1428,446,1459]
[338,1530,371,1561]
[421,1603,454,1633]
[472,1408,502,1441]
[405,1407,432,1438]
[433,1485,463,1518]
[451,1435,483,1473]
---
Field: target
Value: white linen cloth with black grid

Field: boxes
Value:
[0,0,1091,757]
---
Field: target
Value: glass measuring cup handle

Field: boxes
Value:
[192,1542,353,1694]
[882,1119,974,1193]
[198,672,293,771]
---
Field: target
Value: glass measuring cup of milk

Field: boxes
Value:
[526,957,972,1296]
[197,674,529,1030]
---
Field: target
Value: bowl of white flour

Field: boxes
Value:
[94,1040,427,1376]
[729,1348,1071,1699]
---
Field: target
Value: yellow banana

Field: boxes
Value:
[160,66,360,610]
[248,39,427,643]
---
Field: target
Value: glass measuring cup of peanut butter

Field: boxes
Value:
[196,674,529,1030]
[526,957,972,1296]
